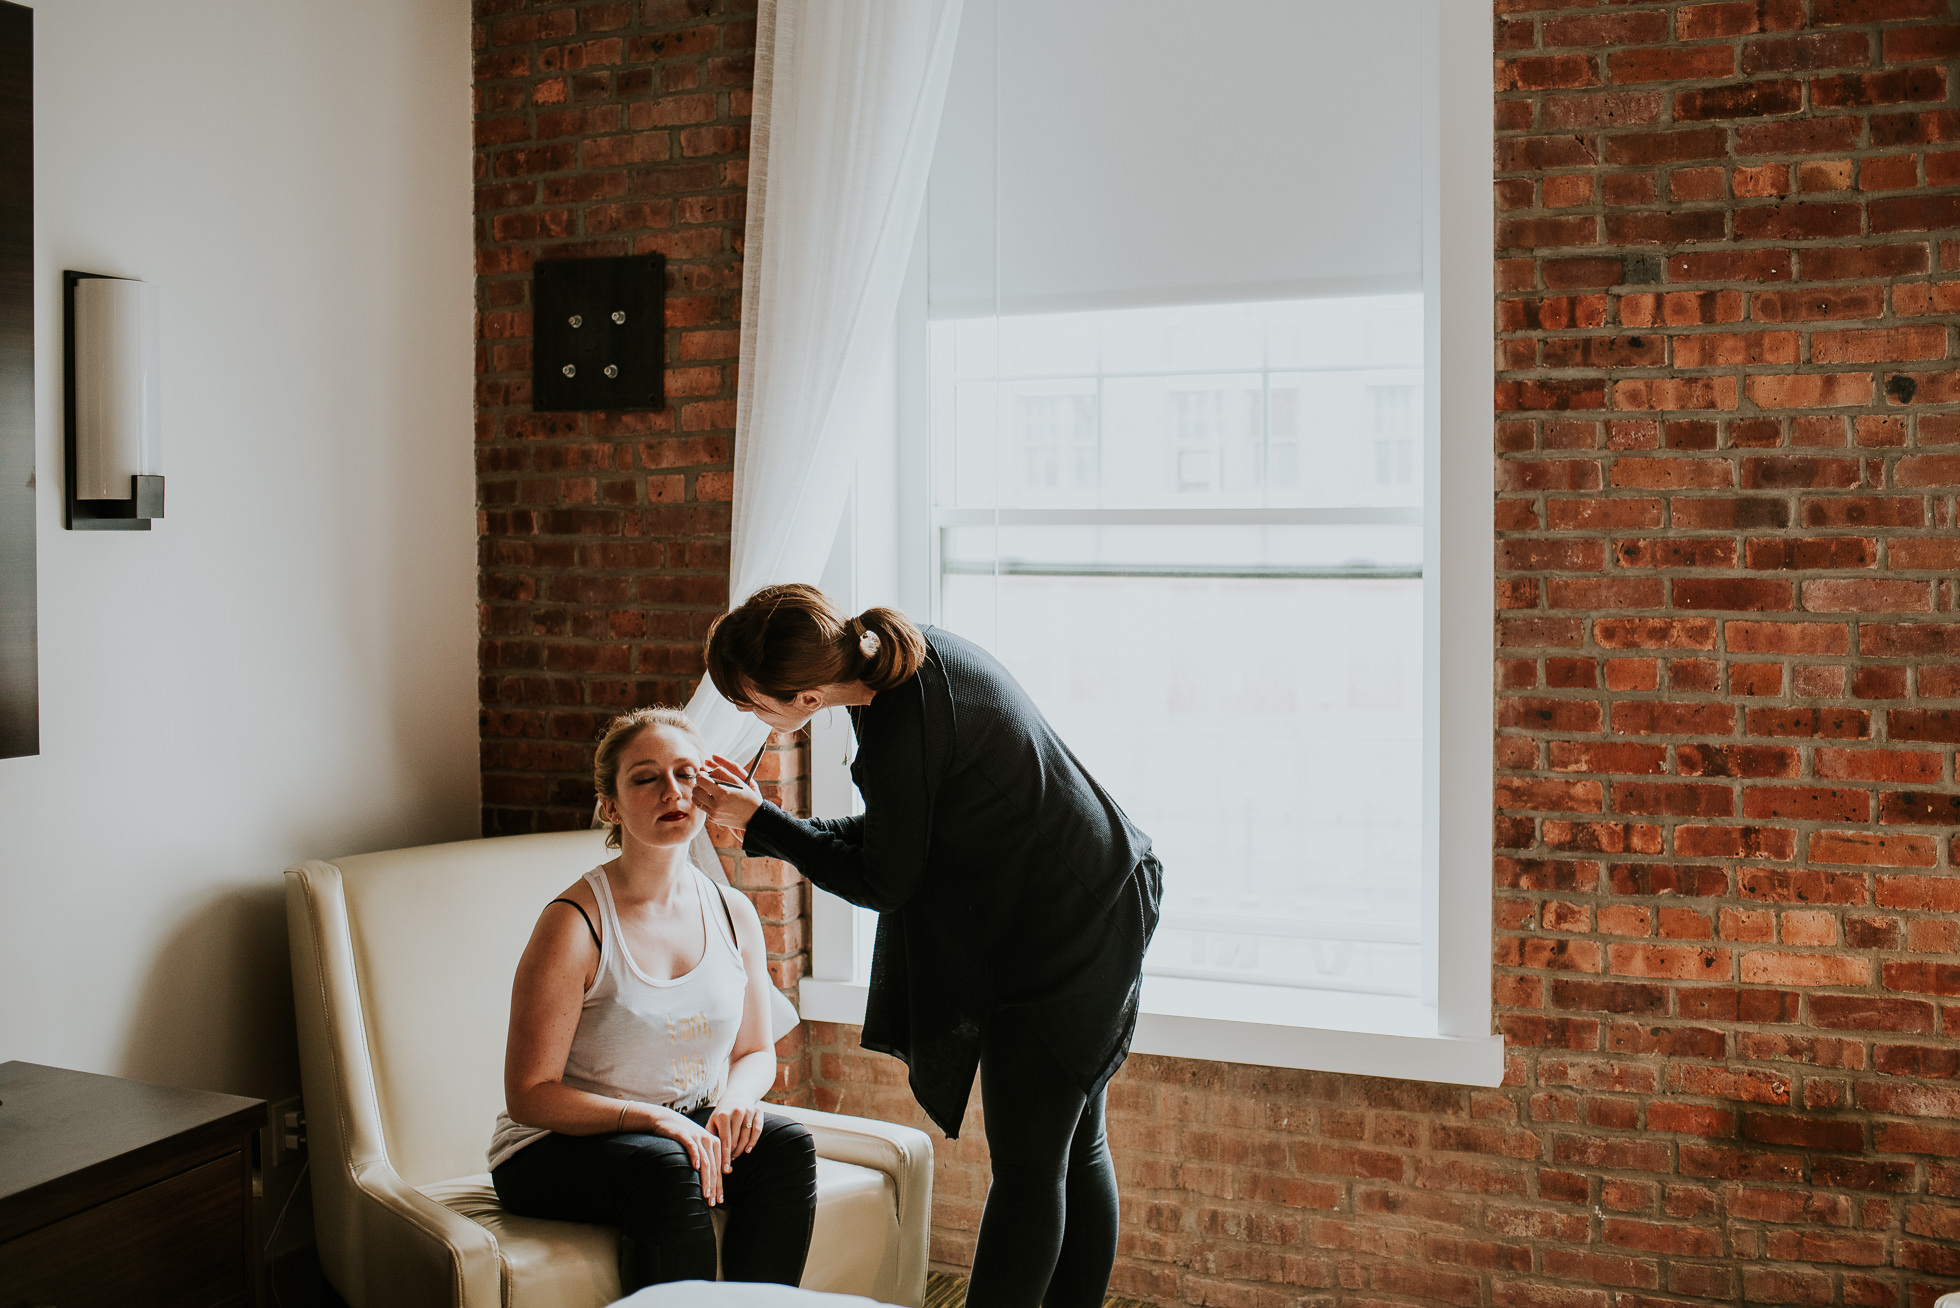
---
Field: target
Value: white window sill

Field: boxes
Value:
[797,975,1505,1087]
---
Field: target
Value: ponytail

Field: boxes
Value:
[705,584,927,705]
[848,606,926,691]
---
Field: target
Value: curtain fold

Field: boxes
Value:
[677,0,964,876]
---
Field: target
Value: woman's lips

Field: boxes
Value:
[657,811,690,823]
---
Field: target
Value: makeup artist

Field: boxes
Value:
[690,582,1161,1308]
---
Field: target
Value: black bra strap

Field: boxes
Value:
[549,898,601,951]
[709,878,740,945]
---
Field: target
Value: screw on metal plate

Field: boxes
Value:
[611,311,626,325]
[569,314,583,328]
[562,364,577,378]
[604,364,619,378]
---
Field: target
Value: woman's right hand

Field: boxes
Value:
[641,1105,725,1205]
[695,755,764,837]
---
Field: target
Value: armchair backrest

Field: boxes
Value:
[289,829,617,1188]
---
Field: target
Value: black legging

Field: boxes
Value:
[491,1107,816,1291]
[965,1020,1121,1308]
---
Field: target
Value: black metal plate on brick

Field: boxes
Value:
[532,254,665,413]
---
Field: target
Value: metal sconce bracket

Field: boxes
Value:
[63,270,162,530]
[531,254,665,413]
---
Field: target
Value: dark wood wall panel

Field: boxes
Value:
[0,0,34,760]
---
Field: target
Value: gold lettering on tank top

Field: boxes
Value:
[666,1011,712,1043]
[671,1054,711,1100]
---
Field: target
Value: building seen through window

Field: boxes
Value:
[931,294,1425,995]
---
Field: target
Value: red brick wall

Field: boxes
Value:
[812,2,1960,1303]
[477,0,1960,1299]
[471,0,811,1097]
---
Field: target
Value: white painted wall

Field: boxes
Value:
[0,0,477,1102]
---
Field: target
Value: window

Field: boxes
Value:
[802,0,1499,1086]
[935,297,1426,997]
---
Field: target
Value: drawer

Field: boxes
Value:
[0,1153,249,1308]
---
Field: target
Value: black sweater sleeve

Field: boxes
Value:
[740,691,933,913]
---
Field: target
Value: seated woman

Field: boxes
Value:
[488,707,817,1292]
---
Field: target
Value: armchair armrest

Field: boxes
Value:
[342,1158,504,1305]
[767,1104,932,1306]
[287,861,503,1307]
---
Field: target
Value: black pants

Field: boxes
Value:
[492,1107,817,1291]
[965,1022,1120,1308]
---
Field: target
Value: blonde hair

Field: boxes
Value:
[593,707,700,850]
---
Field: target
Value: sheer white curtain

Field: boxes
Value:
[676,0,963,875]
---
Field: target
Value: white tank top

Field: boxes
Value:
[488,864,749,1170]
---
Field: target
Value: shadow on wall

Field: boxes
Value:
[119,881,300,1102]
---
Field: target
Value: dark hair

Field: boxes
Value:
[704,583,926,706]
[593,707,699,849]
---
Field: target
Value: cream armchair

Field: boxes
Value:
[285,829,931,1308]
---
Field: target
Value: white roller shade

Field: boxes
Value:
[927,0,1428,318]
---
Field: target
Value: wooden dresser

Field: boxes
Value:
[0,1061,265,1308]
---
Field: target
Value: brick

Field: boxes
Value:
[1813,66,1949,109]
[1880,791,1960,826]
[1609,46,1735,84]
[1888,709,1960,743]
[1672,578,1794,611]
[1801,496,1924,528]
[1743,31,1876,74]
[1499,55,1603,92]
[1745,536,1875,569]
[1744,372,1876,409]
[1870,108,1960,148]
[1872,194,1960,234]
[1725,621,1851,654]
[1675,79,1802,121]
[1736,116,1866,155]
[1677,0,1805,39]
[1813,994,1937,1033]
[1743,786,1873,822]
[1752,285,1885,321]
[1897,455,1960,487]
[1801,579,1934,612]
[1674,497,1790,529]
[1741,950,1871,987]
[1812,324,1949,364]
[1604,127,1731,166]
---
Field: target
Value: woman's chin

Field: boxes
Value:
[638,816,705,846]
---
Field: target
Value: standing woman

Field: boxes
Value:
[695,584,1161,1308]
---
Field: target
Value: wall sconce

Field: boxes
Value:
[64,270,162,530]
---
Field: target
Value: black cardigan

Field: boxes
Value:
[743,627,1159,1136]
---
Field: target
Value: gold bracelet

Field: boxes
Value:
[616,1101,630,1134]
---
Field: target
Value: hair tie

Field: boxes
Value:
[858,625,881,661]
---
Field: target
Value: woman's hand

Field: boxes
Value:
[707,1099,766,1166]
[694,755,764,837]
[641,1104,726,1205]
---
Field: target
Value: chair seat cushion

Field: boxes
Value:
[421,1157,897,1308]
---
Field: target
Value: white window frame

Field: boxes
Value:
[799,0,1499,1086]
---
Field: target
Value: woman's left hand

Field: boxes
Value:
[706,1099,766,1166]
[695,755,764,836]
